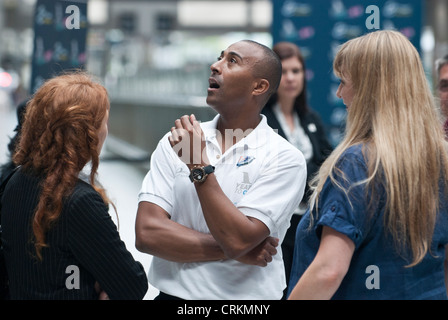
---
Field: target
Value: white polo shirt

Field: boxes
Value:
[138,114,307,300]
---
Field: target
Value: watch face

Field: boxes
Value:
[192,168,205,182]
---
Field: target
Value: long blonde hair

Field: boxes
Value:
[310,30,448,267]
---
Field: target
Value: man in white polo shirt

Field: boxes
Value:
[135,40,307,300]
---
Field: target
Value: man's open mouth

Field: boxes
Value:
[209,78,220,89]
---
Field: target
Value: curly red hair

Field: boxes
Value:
[14,71,113,260]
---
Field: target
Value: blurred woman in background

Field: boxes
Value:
[262,42,333,297]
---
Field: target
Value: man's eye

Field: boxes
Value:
[439,80,448,91]
[217,56,222,61]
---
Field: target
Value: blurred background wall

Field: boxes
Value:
[0,0,446,160]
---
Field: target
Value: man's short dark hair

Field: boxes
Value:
[242,40,282,98]
[436,54,448,77]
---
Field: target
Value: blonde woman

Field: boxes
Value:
[288,30,448,300]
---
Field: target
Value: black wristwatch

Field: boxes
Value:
[189,165,215,183]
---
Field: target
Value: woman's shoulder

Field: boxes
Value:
[343,144,364,156]
[337,144,368,169]
[67,177,106,209]
[73,176,96,193]
[62,181,110,231]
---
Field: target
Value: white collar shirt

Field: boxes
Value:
[273,103,313,162]
[138,114,307,299]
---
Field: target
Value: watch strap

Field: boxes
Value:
[203,165,215,175]
[189,165,215,183]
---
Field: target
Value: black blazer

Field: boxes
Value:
[262,106,333,203]
[1,168,148,300]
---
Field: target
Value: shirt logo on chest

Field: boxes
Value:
[236,156,255,167]
[235,172,253,195]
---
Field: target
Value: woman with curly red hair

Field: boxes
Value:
[1,72,148,299]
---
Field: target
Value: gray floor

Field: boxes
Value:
[0,99,158,300]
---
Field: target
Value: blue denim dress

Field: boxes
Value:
[288,144,448,299]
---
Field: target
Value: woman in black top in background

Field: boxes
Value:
[1,72,148,300]
[262,42,333,297]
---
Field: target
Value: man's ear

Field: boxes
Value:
[252,79,270,97]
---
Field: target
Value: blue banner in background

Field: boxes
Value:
[272,0,423,145]
[30,0,88,93]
